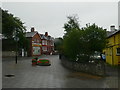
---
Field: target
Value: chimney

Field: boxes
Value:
[31,27,35,32]
[45,32,48,36]
[110,25,115,31]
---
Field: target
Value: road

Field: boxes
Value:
[2,55,118,88]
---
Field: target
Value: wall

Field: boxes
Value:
[2,51,16,57]
[60,55,105,76]
[27,33,42,56]
[106,48,113,65]
[32,33,42,56]
[106,32,120,65]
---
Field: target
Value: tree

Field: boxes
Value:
[63,15,80,38]
[63,29,83,60]
[63,15,83,61]
[54,37,63,53]
[2,9,29,51]
[83,23,107,55]
[63,16,107,62]
[2,9,26,39]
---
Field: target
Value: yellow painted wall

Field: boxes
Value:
[106,48,113,65]
[105,31,120,65]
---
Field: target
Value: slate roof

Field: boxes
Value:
[107,30,120,38]
[40,34,54,41]
[40,34,48,40]
[25,31,38,37]
[26,32,54,41]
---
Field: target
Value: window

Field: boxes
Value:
[42,40,47,45]
[42,46,47,51]
[34,39,36,42]
[37,39,39,43]
[42,40,45,45]
[116,48,120,55]
[45,40,47,45]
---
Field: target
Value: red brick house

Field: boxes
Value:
[26,27,42,56]
[40,32,54,55]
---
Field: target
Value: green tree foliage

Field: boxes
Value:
[63,15,83,61]
[17,32,29,51]
[63,16,107,62]
[63,15,80,38]
[83,24,107,55]
[63,30,83,60]
[2,9,26,39]
[54,37,63,53]
[2,9,29,51]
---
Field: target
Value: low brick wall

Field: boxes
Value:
[60,55,106,76]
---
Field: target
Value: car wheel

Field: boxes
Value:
[48,64,51,66]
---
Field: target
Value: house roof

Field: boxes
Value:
[40,34,54,41]
[107,30,120,38]
[25,31,38,38]
[40,34,48,40]
[47,36,51,40]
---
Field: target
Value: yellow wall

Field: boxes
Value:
[105,31,120,65]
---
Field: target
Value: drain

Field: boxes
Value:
[5,74,15,77]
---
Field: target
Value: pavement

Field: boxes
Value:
[2,55,119,88]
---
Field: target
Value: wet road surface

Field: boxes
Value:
[2,55,118,88]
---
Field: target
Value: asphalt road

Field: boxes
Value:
[2,55,118,88]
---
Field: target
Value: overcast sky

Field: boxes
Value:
[2,1,119,38]
[118,1,120,26]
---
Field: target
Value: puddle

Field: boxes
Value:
[4,74,15,78]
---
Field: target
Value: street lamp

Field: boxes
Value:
[14,31,19,64]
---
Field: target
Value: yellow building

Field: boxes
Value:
[105,30,120,65]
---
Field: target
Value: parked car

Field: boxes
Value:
[90,54,101,60]
[37,58,51,66]
[90,51,101,60]
[32,57,38,65]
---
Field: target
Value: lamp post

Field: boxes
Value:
[14,31,19,64]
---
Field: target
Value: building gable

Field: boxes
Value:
[32,33,41,43]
